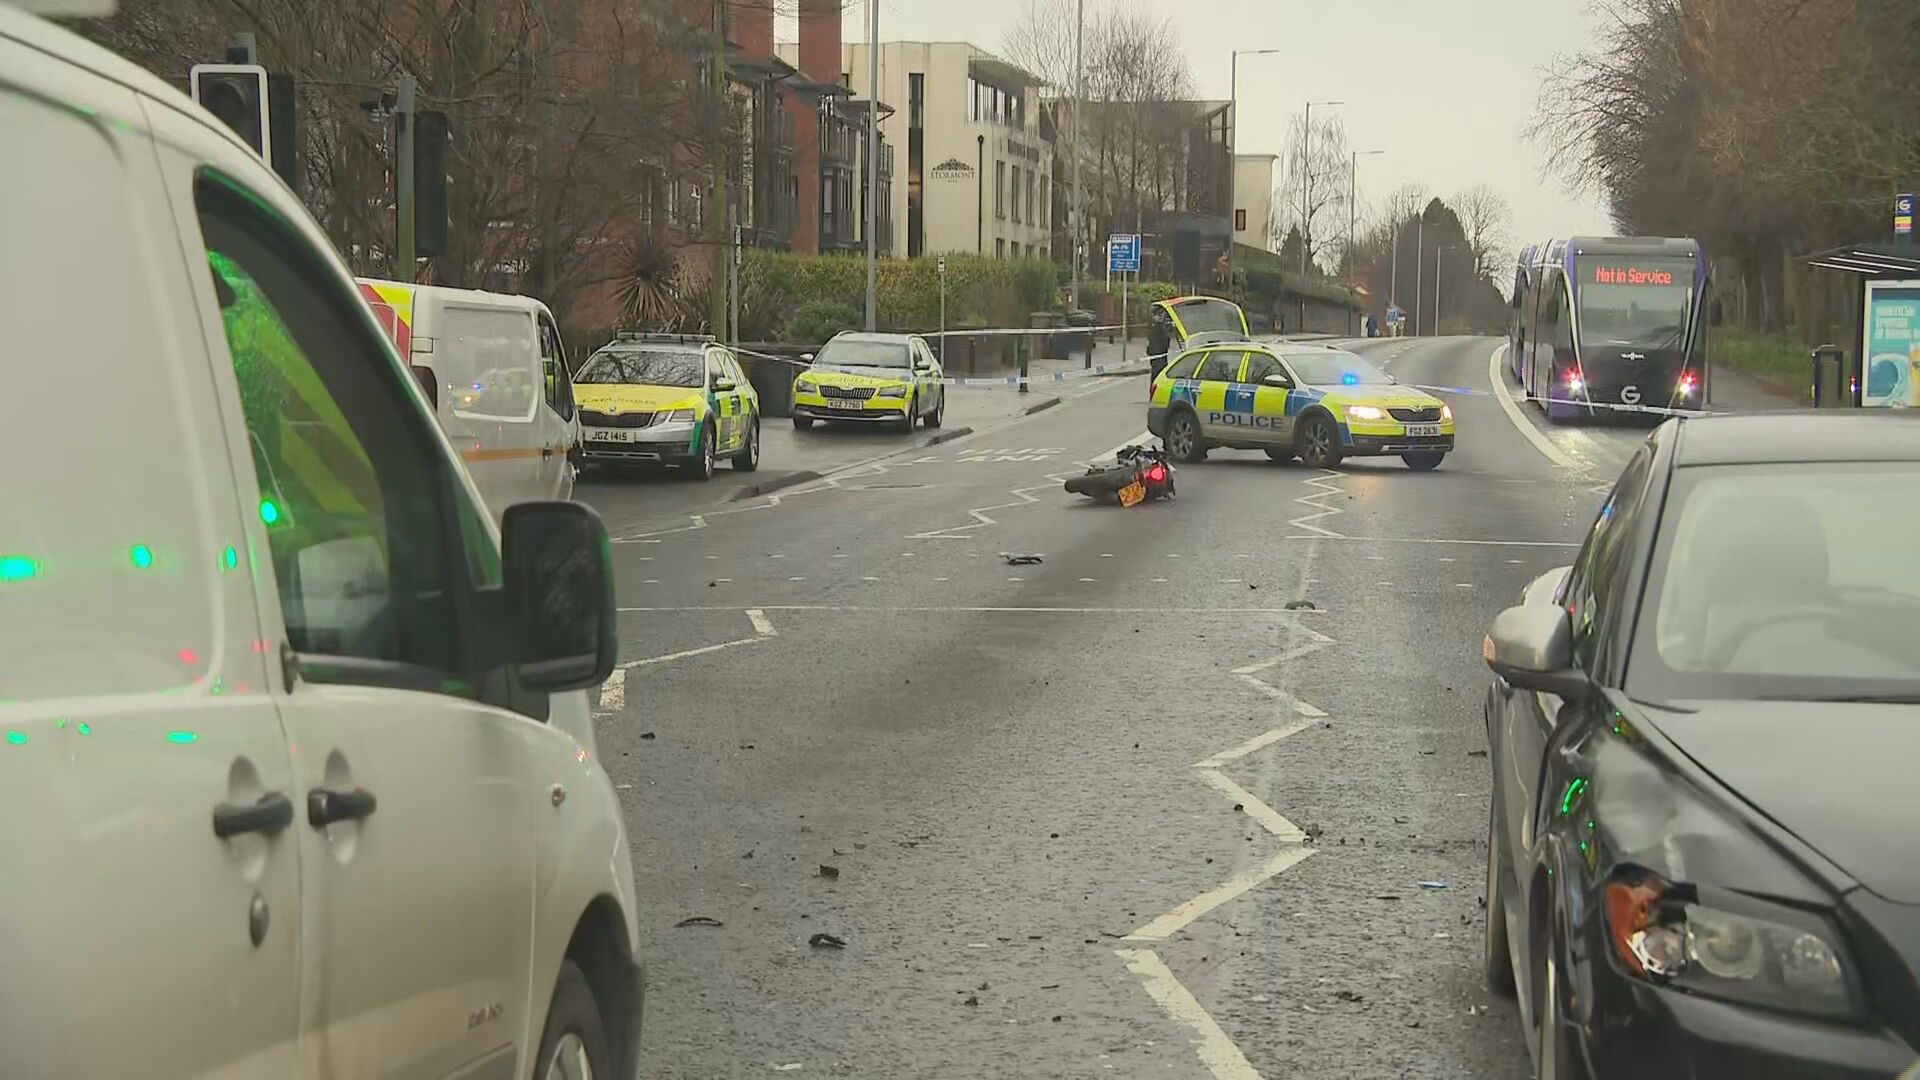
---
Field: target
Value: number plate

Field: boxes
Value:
[587,427,635,442]
[827,399,866,411]
[1403,422,1442,437]
[1118,481,1146,507]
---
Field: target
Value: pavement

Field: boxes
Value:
[577,336,1791,1078]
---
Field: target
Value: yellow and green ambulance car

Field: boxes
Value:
[573,332,759,480]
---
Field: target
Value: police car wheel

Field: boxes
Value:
[925,392,944,429]
[1402,451,1445,471]
[895,396,916,433]
[1166,410,1206,463]
[1296,415,1342,469]
[1263,447,1296,464]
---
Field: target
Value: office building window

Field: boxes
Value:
[1040,177,1049,229]
[996,238,1005,259]
[1011,241,1021,257]
[995,161,1005,220]
[1025,171,1035,228]
[909,73,924,129]
[1010,165,1021,223]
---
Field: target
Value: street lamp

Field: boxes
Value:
[1227,48,1280,295]
[1347,148,1383,335]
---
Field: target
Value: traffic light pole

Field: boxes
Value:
[394,75,416,282]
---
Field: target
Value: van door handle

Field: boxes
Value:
[212,791,295,839]
[307,786,377,828]
[542,444,555,458]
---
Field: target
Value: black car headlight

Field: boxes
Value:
[1607,869,1856,1019]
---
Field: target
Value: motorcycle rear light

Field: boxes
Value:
[1145,465,1166,483]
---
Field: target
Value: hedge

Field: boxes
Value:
[741,251,1057,341]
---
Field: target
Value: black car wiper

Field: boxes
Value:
[1755,693,1920,704]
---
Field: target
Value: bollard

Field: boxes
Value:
[1018,334,1030,394]
[1810,345,1848,408]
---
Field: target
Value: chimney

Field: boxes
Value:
[734,0,772,59]
[797,0,840,84]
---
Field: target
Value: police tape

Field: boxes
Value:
[1407,383,1711,420]
[733,343,1168,387]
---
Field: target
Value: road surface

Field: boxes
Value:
[580,336,1792,1078]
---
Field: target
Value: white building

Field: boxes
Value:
[812,41,1054,260]
[1234,153,1278,253]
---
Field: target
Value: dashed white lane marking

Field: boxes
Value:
[714,578,732,583]
[1489,342,1578,468]
[1438,557,1455,563]
[596,610,778,715]
[704,555,719,560]
[1100,553,1115,558]
[1456,583,1473,588]
[788,576,806,582]
[1294,534,1580,547]
[1167,553,1183,558]
[1151,577,1170,584]
[862,576,881,582]
[935,576,951,582]
[1114,948,1263,1080]
[643,579,660,584]
[769,553,784,559]
[1079,577,1097,582]
[1007,576,1024,582]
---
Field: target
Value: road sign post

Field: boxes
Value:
[937,255,947,364]
[1110,234,1140,367]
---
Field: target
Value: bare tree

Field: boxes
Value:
[1453,183,1511,281]
[1000,0,1081,93]
[1273,113,1350,274]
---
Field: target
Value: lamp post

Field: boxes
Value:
[1227,48,1279,295]
[1346,148,1383,335]
[1071,0,1084,310]
[863,0,879,331]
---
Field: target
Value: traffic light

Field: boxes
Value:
[414,110,450,258]
[189,63,271,161]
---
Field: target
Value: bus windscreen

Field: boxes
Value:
[1576,258,1695,350]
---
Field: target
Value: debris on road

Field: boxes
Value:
[675,916,725,928]
[1467,749,1488,757]
[1232,803,1244,812]
[1374,894,1402,901]
[738,742,756,750]
[1419,881,1449,890]
[639,731,656,740]
[1303,822,1325,841]
[962,995,979,1006]
[1284,599,1317,610]
[1434,932,1451,939]
[1334,990,1364,1003]
[808,932,847,949]
[1000,552,1044,565]
[817,864,839,880]
[773,1064,805,1072]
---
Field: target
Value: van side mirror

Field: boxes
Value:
[502,502,617,692]
[801,352,816,362]
[1485,605,1590,701]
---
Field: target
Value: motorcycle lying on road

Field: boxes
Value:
[1064,444,1176,507]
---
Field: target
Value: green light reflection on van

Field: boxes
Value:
[5,731,27,746]
[166,731,198,744]
[259,499,281,526]
[130,544,154,569]
[0,555,40,581]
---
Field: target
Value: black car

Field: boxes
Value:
[1482,412,1920,1079]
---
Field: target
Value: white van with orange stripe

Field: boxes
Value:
[357,279,580,517]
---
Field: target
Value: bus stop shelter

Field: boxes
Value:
[1804,241,1920,406]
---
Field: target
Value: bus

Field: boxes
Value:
[1508,235,1713,423]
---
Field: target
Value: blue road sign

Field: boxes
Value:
[1109,233,1141,274]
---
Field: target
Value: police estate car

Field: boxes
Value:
[1148,342,1456,470]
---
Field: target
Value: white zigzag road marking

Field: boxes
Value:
[906,467,1082,540]
[1120,618,1339,1078]
[1289,469,1347,537]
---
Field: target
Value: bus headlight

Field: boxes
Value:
[1678,372,1698,397]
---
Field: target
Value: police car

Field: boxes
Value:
[1147,342,1456,470]
[791,331,945,432]
[574,332,760,479]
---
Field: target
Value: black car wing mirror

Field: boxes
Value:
[1486,604,1591,701]
[502,501,618,692]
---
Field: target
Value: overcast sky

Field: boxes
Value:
[779,0,1613,267]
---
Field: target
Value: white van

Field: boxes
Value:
[1,5,643,1078]
[358,279,581,518]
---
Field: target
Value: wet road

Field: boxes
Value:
[580,336,1776,1078]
